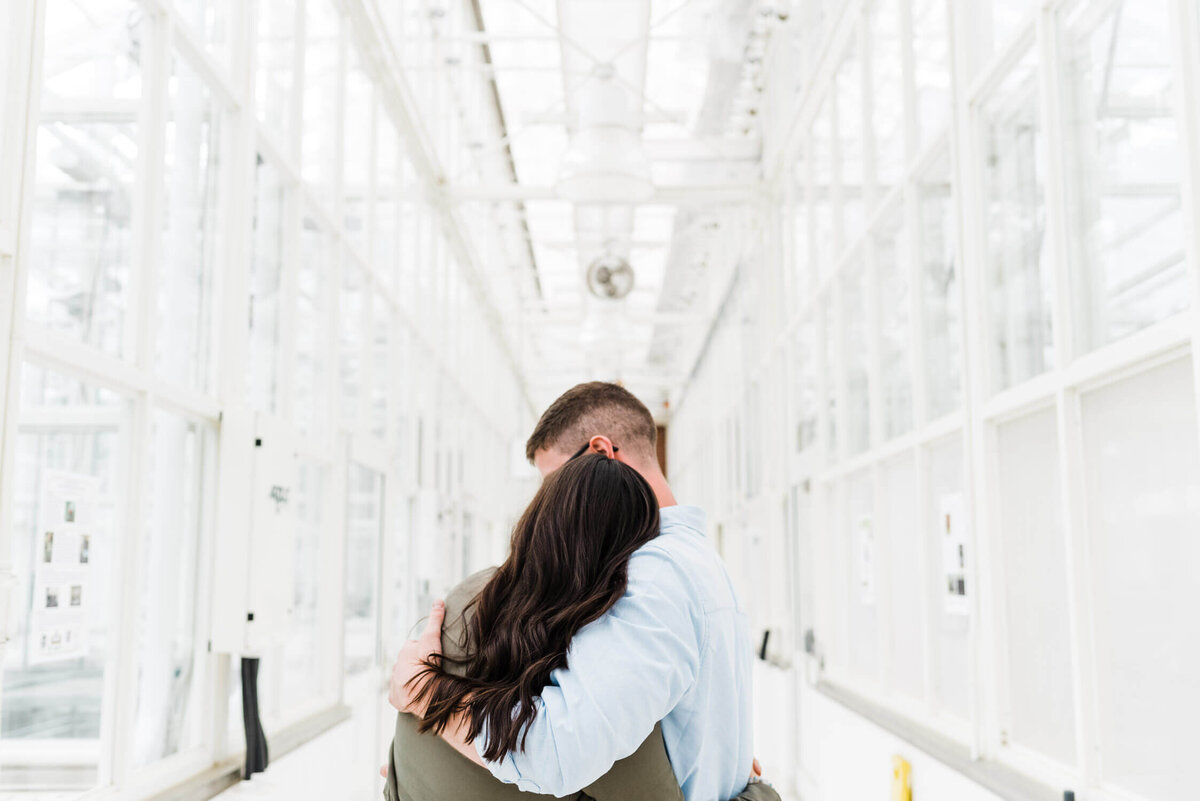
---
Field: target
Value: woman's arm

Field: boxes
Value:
[435,709,487,768]
[391,552,703,796]
[389,600,487,768]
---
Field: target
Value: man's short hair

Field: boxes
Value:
[525,382,657,463]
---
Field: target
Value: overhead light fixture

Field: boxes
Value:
[586,253,636,300]
[555,79,653,204]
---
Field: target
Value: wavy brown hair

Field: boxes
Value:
[409,452,660,760]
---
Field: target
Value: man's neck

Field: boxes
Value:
[616,452,677,508]
[645,471,677,508]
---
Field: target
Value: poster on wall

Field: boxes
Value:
[939,492,969,616]
[856,514,874,604]
[29,469,98,664]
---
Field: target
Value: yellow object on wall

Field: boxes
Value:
[891,755,912,801]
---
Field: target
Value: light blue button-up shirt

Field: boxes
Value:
[477,504,755,801]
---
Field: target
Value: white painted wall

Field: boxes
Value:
[788,682,1004,801]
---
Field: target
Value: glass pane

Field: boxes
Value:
[926,434,969,722]
[344,464,383,676]
[340,262,367,428]
[172,0,235,73]
[987,0,1039,55]
[912,0,951,148]
[370,303,389,441]
[841,259,870,455]
[343,56,373,254]
[790,155,811,303]
[876,207,912,440]
[157,54,221,392]
[881,453,923,702]
[1,365,130,790]
[820,304,838,454]
[29,1,146,361]
[28,114,138,356]
[41,0,143,101]
[836,42,865,247]
[868,0,904,193]
[302,0,341,202]
[374,119,401,293]
[1063,0,1188,351]
[811,99,835,280]
[0,6,9,229]
[995,407,1076,766]
[397,157,419,296]
[283,462,326,712]
[295,210,332,436]
[1081,358,1200,800]
[980,49,1053,391]
[792,320,818,454]
[256,0,297,146]
[247,155,285,413]
[919,150,961,418]
[131,410,210,766]
[845,470,878,683]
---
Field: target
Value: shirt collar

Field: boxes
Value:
[659,504,706,536]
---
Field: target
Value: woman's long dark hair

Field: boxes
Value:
[410,452,660,761]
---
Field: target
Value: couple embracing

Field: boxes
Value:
[383,382,779,801]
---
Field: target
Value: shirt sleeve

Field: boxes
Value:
[475,546,703,796]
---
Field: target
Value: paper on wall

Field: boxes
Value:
[939,492,969,616]
[29,469,98,664]
[856,514,874,604]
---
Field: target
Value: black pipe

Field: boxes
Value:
[241,657,269,779]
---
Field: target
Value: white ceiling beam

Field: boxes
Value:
[524,373,690,388]
[394,33,697,45]
[517,311,703,325]
[518,108,688,126]
[537,239,670,249]
[448,183,762,204]
[642,138,760,161]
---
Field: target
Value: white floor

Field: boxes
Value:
[212,717,383,801]
[209,664,803,801]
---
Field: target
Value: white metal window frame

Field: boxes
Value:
[670,0,1200,799]
[0,0,534,798]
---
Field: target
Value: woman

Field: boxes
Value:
[383,453,777,801]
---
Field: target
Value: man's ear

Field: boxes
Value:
[586,435,617,458]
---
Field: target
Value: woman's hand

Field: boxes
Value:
[388,600,446,714]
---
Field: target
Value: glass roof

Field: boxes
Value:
[390,0,769,410]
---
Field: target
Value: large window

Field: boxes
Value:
[131,410,212,767]
[1,2,530,798]
[281,460,331,718]
[255,0,298,150]
[994,406,1075,768]
[840,256,870,455]
[294,209,332,437]
[343,463,383,677]
[158,55,221,391]
[868,0,904,195]
[875,205,912,440]
[917,148,960,420]
[1061,0,1189,350]
[1080,358,1200,800]
[668,3,1200,801]
[2,365,130,787]
[979,48,1053,392]
[247,155,286,414]
[28,1,147,359]
[911,0,950,148]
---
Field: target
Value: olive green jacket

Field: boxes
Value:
[383,569,779,801]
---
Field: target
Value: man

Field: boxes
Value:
[390,382,755,801]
